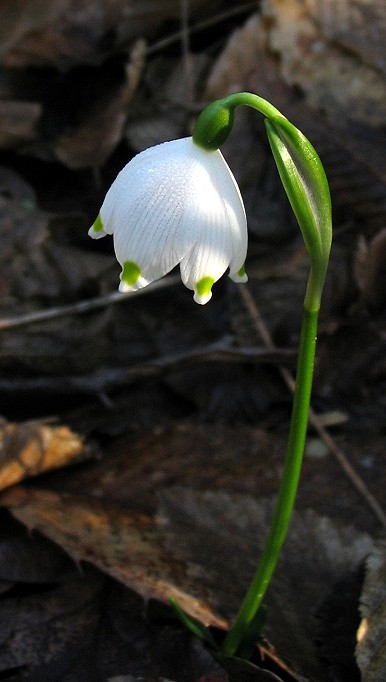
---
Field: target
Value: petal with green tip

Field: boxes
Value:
[88,214,107,239]
[194,276,215,305]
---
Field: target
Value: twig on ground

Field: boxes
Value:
[147,2,258,58]
[0,276,180,332]
[0,339,296,396]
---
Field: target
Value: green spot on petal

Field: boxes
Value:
[92,214,104,233]
[121,260,141,286]
[196,276,215,298]
[230,263,248,284]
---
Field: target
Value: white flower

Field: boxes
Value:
[88,137,248,304]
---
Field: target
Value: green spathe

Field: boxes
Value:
[265,118,332,311]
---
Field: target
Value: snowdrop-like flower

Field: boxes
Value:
[88,137,247,304]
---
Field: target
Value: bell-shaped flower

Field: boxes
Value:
[88,137,248,304]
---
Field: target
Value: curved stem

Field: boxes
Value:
[222,304,319,657]
[222,92,285,121]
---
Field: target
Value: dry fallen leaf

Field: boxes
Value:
[299,0,386,78]
[0,176,108,306]
[158,488,373,681]
[54,40,146,169]
[56,422,278,513]
[356,541,386,682]
[0,508,228,680]
[126,52,209,152]
[0,1,223,164]
[0,511,76,583]
[1,487,228,632]
[0,559,224,681]
[263,0,386,127]
[1,485,374,680]
[0,0,218,70]
[204,12,266,101]
[0,418,90,490]
[0,171,117,374]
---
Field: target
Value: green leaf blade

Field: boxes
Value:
[169,598,219,650]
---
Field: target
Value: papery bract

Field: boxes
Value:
[89,137,248,304]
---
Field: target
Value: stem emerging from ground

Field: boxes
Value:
[222,304,318,656]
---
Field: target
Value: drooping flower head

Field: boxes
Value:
[89,137,247,304]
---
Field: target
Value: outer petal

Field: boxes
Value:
[99,139,195,290]
[88,214,108,239]
[178,146,248,303]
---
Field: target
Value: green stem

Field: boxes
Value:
[222,92,285,121]
[222,302,319,657]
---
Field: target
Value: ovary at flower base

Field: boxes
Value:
[88,137,248,304]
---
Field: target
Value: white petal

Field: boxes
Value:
[229,267,248,284]
[101,139,197,286]
[119,274,149,293]
[178,145,247,297]
[88,214,108,239]
[194,292,212,304]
